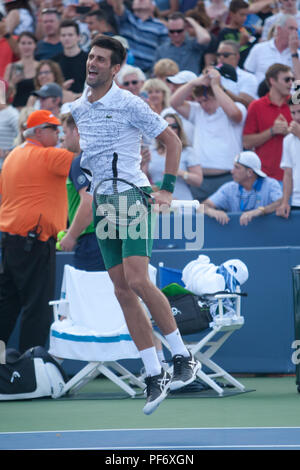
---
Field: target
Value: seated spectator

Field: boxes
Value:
[203,151,283,225]
[216,39,258,107]
[276,97,300,217]
[243,63,293,183]
[142,113,203,199]
[163,69,197,145]
[261,0,300,41]
[170,67,247,201]
[153,58,179,83]
[117,64,146,95]
[141,77,171,114]
[53,19,87,94]
[4,31,38,109]
[111,0,169,73]
[244,13,300,85]
[3,0,35,35]
[0,81,19,156]
[0,14,19,79]
[217,0,258,68]
[32,82,63,118]
[35,8,63,60]
[27,59,79,107]
[153,11,211,75]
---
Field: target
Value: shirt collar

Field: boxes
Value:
[83,81,119,106]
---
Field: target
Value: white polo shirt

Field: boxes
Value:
[244,38,300,85]
[261,12,300,41]
[281,133,300,206]
[221,66,258,99]
[188,101,247,170]
[70,81,167,193]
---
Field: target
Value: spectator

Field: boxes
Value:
[170,67,247,201]
[205,0,229,32]
[244,13,300,85]
[53,19,87,94]
[0,109,74,353]
[0,81,19,155]
[4,31,38,109]
[59,113,105,271]
[217,0,258,68]
[203,151,283,225]
[13,105,35,147]
[153,58,179,83]
[32,82,63,117]
[35,8,63,60]
[261,0,300,41]
[143,113,203,199]
[153,12,211,75]
[141,77,171,114]
[85,8,118,39]
[3,0,35,35]
[216,39,258,107]
[276,97,300,217]
[111,0,169,73]
[117,63,146,95]
[163,69,197,145]
[0,13,19,79]
[27,59,79,107]
[243,63,293,182]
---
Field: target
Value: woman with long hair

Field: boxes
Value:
[143,113,203,200]
[141,78,171,115]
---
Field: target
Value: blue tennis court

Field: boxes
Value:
[1,427,300,450]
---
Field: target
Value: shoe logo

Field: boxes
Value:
[10,371,21,383]
[171,307,182,316]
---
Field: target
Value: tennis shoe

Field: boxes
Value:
[143,369,171,415]
[169,352,201,391]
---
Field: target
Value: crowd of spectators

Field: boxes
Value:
[1,0,300,219]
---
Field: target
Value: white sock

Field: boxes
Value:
[139,346,162,377]
[156,348,165,366]
[164,329,189,358]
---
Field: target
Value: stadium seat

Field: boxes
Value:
[155,263,246,396]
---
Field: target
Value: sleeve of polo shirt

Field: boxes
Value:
[209,182,233,211]
[243,100,259,135]
[45,148,74,176]
[128,95,168,138]
[69,156,89,192]
[265,178,283,202]
[243,44,257,74]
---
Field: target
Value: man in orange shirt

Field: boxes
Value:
[0,109,74,352]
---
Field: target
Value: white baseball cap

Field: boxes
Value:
[166,70,197,85]
[234,151,267,178]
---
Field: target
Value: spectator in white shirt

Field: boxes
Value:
[216,39,258,107]
[244,13,300,86]
[261,0,300,41]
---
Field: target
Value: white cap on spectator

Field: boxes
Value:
[234,151,267,178]
[166,70,197,84]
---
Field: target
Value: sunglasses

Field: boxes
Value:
[284,76,294,83]
[41,124,58,130]
[123,80,139,86]
[168,123,179,129]
[169,28,185,34]
[216,52,236,58]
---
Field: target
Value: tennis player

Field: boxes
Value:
[70,36,200,415]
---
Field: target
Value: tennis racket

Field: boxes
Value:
[93,177,200,227]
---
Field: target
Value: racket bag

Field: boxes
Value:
[0,346,68,400]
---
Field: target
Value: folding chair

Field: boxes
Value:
[155,263,246,396]
[48,264,153,398]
